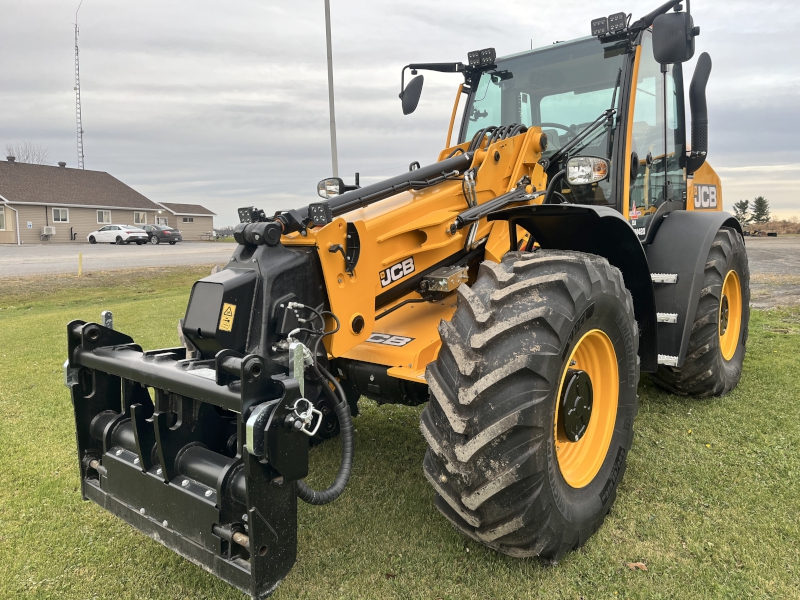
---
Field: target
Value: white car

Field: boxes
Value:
[87,225,149,245]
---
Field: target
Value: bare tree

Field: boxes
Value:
[5,142,50,165]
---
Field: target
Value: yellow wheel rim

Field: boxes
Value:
[719,270,742,361]
[554,329,618,489]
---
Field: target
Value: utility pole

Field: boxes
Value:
[324,0,338,177]
[74,0,85,169]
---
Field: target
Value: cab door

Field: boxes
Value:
[625,30,687,239]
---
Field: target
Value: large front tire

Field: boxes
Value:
[420,250,639,562]
[652,226,750,397]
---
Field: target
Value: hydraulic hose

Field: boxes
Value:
[296,364,354,505]
[543,169,567,204]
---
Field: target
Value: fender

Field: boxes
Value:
[644,210,742,367]
[488,204,658,372]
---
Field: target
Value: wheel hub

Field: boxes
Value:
[719,295,729,336]
[559,369,593,442]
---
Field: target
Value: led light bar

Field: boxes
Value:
[608,12,627,32]
[468,47,496,67]
[591,17,608,36]
[592,12,627,37]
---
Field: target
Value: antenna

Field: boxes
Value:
[74,0,85,169]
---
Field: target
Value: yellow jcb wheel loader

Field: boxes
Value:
[64,0,749,596]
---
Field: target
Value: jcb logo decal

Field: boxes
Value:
[380,257,415,288]
[366,333,414,347]
[694,184,718,210]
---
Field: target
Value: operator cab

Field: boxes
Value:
[455,31,688,240]
[459,36,628,208]
[400,0,709,243]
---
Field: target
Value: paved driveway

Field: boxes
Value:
[2,237,798,305]
[0,242,237,279]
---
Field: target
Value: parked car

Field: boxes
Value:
[142,225,183,245]
[87,225,149,245]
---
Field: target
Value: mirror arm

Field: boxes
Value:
[400,63,465,94]
[629,0,682,32]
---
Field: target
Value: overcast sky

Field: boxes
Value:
[1,0,798,224]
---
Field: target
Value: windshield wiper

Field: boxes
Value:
[540,109,616,169]
[541,67,622,169]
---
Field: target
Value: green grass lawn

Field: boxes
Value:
[1,268,798,599]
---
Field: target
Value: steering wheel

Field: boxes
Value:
[538,122,575,133]
[536,122,576,150]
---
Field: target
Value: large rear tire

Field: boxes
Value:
[652,226,749,397]
[421,250,639,562]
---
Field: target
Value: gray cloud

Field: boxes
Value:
[2,0,798,222]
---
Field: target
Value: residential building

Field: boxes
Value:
[156,202,216,240]
[0,157,215,244]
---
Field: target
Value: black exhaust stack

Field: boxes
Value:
[687,52,712,175]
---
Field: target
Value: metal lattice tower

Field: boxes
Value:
[74,1,85,169]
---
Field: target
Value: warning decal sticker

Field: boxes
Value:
[219,303,236,332]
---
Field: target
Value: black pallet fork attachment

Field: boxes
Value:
[65,319,311,599]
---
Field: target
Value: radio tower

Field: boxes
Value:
[74,1,85,169]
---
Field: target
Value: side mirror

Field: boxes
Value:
[566,156,610,186]
[652,11,699,64]
[399,75,424,115]
[317,177,344,199]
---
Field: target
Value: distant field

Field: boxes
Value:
[1,267,798,599]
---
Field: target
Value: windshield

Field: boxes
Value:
[460,38,628,205]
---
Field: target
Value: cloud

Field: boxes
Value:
[2,0,799,224]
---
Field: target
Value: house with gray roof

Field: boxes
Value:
[0,157,214,244]
[156,202,217,241]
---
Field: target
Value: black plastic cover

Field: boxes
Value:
[183,269,257,358]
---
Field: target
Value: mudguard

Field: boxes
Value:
[644,210,742,366]
[489,204,659,372]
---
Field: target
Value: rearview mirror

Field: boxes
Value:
[652,11,698,64]
[399,75,424,115]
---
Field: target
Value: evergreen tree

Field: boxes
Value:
[733,199,750,225]
[751,196,771,223]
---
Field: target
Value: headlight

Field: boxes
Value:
[317,177,344,199]
[566,156,610,186]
